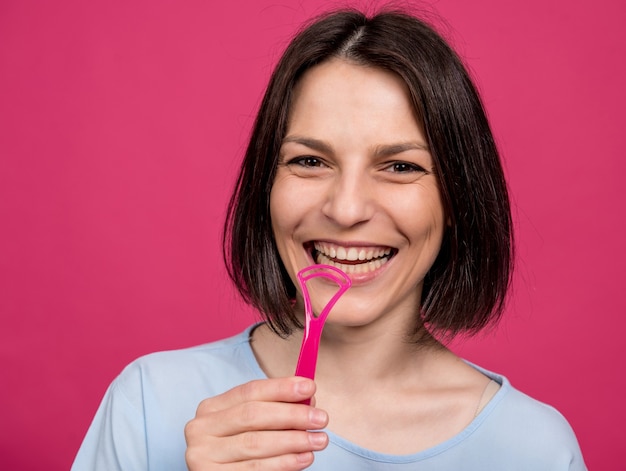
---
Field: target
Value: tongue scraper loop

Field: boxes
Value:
[294,264,351,385]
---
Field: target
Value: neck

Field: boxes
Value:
[251,317,448,388]
[316,322,445,388]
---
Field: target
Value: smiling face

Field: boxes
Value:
[270,58,446,330]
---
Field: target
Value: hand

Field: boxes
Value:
[184,377,329,470]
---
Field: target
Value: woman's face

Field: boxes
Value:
[270,58,445,330]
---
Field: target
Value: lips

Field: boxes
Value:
[311,241,395,274]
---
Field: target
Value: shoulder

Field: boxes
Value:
[112,325,264,408]
[495,378,577,439]
[471,364,576,434]
[472,368,586,470]
[72,327,264,470]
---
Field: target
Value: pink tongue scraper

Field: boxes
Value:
[294,264,351,403]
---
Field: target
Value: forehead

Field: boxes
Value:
[286,58,423,144]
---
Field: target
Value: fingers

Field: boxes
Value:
[186,449,317,471]
[202,400,328,436]
[196,430,328,463]
[200,377,316,413]
[193,377,325,436]
[185,377,329,471]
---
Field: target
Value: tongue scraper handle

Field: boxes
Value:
[294,264,351,385]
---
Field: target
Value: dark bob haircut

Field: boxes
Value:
[223,9,514,338]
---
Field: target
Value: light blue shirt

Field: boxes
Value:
[72,326,587,470]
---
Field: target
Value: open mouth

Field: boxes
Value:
[309,241,396,274]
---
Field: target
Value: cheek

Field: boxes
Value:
[270,179,294,225]
[269,185,287,249]
[269,179,320,286]
[269,178,307,252]
[391,187,445,233]
[391,188,446,273]
[270,176,320,231]
[424,199,446,239]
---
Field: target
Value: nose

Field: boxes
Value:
[321,169,374,228]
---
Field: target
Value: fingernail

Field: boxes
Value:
[309,408,328,427]
[296,452,314,464]
[309,432,328,448]
[295,380,313,396]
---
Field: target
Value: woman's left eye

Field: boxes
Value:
[384,162,425,173]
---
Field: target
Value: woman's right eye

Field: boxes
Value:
[288,156,325,168]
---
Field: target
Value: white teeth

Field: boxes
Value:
[346,247,358,261]
[336,246,347,260]
[315,252,390,274]
[312,242,393,265]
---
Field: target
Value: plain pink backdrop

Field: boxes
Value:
[1,0,624,469]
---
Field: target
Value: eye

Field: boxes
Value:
[384,161,426,174]
[288,156,327,168]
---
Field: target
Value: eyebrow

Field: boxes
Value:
[282,136,333,155]
[373,142,430,157]
[282,136,430,156]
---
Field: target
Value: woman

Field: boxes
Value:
[73,9,586,471]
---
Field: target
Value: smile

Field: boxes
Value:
[311,241,395,274]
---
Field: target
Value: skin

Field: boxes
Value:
[185,59,496,470]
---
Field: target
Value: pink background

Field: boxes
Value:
[1,0,624,469]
